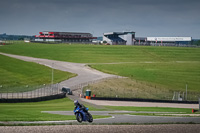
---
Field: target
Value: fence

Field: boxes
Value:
[0,84,61,100]
[150,43,200,47]
[1,76,199,102]
[134,42,200,48]
[0,76,120,101]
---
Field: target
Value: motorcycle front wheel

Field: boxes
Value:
[76,113,82,123]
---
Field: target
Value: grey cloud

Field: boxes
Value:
[0,0,199,38]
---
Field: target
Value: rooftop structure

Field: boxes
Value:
[103,31,135,45]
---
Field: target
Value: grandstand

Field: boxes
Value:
[35,31,97,43]
[103,32,135,45]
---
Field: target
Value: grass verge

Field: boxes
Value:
[0,54,76,92]
[105,106,194,113]
[0,98,107,121]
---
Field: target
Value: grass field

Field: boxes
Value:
[0,54,76,92]
[105,106,199,117]
[83,78,174,100]
[0,43,200,95]
[90,61,200,92]
[0,98,107,121]
[1,43,200,63]
[105,106,193,113]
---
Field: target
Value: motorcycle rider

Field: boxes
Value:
[74,100,88,112]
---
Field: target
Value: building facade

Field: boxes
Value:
[103,31,135,45]
[135,37,192,45]
[35,31,97,43]
[103,31,192,46]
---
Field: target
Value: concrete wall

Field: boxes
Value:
[125,34,133,45]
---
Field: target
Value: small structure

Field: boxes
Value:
[85,89,91,99]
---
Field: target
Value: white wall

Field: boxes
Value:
[147,37,192,42]
[103,36,112,44]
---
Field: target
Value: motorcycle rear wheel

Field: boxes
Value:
[87,112,93,123]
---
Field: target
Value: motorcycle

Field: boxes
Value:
[74,106,93,123]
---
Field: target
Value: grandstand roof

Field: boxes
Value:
[104,31,135,36]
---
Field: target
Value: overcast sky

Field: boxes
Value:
[0,0,200,38]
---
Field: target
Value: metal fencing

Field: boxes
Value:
[149,43,200,47]
[1,76,199,102]
[0,76,119,100]
[134,42,200,48]
[0,84,60,99]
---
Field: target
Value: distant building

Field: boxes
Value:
[103,31,192,45]
[35,31,97,43]
[103,31,135,45]
[0,33,34,40]
[147,37,192,44]
[135,37,192,45]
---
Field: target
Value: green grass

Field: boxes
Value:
[105,106,193,113]
[83,78,174,100]
[128,113,200,117]
[91,62,200,93]
[0,54,76,92]
[106,106,200,117]
[1,43,200,63]
[0,43,200,94]
[0,98,108,121]
[0,98,73,121]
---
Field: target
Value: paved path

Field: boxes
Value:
[1,125,200,133]
[0,52,117,88]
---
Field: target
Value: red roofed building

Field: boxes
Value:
[35,31,97,43]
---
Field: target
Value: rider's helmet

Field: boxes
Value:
[74,100,79,106]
